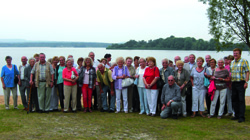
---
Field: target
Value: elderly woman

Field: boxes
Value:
[190,57,210,117]
[143,57,160,117]
[50,56,59,111]
[208,59,230,119]
[1,56,20,110]
[24,57,37,112]
[78,57,96,113]
[62,59,79,112]
[112,57,130,113]
[76,57,84,111]
[56,56,66,111]
[174,60,190,117]
[135,57,149,115]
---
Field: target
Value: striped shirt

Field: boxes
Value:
[230,58,249,82]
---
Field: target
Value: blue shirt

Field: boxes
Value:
[1,64,19,87]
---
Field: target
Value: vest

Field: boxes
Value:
[35,61,52,87]
[97,68,110,88]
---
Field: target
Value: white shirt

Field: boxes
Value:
[93,59,99,68]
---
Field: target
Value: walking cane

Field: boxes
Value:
[27,84,33,114]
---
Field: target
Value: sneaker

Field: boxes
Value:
[139,112,144,115]
[5,107,9,110]
[32,108,36,112]
[115,111,120,113]
[14,107,19,109]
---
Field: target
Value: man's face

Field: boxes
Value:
[89,53,95,60]
[168,76,175,86]
[184,57,189,63]
[39,54,45,63]
[107,57,111,62]
[35,57,39,62]
[189,55,195,63]
[29,60,35,67]
[126,59,132,66]
[98,65,104,73]
[233,51,241,60]
[174,56,180,64]
[205,55,211,63]
[21,57,27,65]
[162,60,168,68]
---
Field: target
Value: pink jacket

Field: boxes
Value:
[208,80,216,101]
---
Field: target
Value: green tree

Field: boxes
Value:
[200,0,250,50]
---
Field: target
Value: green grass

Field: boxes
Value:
[0,105,250,140]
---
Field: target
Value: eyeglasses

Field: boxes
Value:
[168,80,174,82]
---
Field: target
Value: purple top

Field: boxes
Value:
[112,66,130,89]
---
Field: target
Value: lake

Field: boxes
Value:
[0,47,249,95]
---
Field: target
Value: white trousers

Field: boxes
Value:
[210,88,227,116]
[116,88,128,112]
[146,89,158,114]
[192,87,206,112]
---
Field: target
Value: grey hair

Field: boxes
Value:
[66,58,74,64]
[139,57,146,62]
[217,58,224,63]
[168,75,175,79]
[83,57,94,66]
[162,58,169,63]
[98,63,105,67]
[28,57,36,63]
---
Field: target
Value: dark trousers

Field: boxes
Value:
[186,86,192,115]
[57,83,64,109]
[29,87,40,112]
[77,86,82,110]
[92,88,97,109]
[133,85,140,112]
[206,91,211,114]
[157,88,162,114]
[232,81,246,120]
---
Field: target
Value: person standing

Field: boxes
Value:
[104,53,112,68]
[125,57,136,112]
[50,56,59,111]
[173,56,181,70]
[204,55,211,68]
[1,56,20,110]
[230,48,249,123]
[76,57,84,111]
[30,53,55,113]
[18,56,29,110]
[56,56,66,111]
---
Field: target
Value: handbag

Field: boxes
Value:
[121,66,134,87]
[14,65,19,84]
[204,68,210,87]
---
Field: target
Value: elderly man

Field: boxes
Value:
[230,48,249,123]
[204,55,211,68]
[183,54,197,73]
[160,75,182,119]
[18,56,29,110]
[30,53,54,113]
[89,51,99,68]
[97,63,115,112]
[174,56,181,70]
[184,56,189,63]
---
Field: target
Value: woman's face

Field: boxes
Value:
[177,64,183,70]
[29,60,35,67]
[197,59,203,67]
[139,59,146,67]
[85,59,91,66]
[6,58,12,65]
[210,60,216,68]
[59,58,65,65]
[67,61,72,68]
[218,60,224,68]
[102,60,107,65]
[78,60,83,66]
[117,60,124,67]
[134,59,139,66]
[148,60,155,67]
[53,60,58,65]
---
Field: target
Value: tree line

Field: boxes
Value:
[107,36,249,51]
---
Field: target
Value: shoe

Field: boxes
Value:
[238,119,245,123]
[14,107,19,109]
[183,114,187,117]
[151,114,156,117]
[147,113,152,116]
[129,109,133,113]
[63,111,68,113]
[53,109,59,112]
[125,111,128,113]
[39,110,43,113]
[88,108,92,113]
[108,110,115,113]
[5,107,9,110]
[115,111,120,113]
[139,112,144,115]
[200,113,206,118]
[231,117,239,120]
[208,115,213,118]
[44,111,49,114]
[77,108,82,111]
[191,114,196,118]
[32,108,36,112]
[83,109,87,113]
[225,113,232,116]
[172,114,178,119]
[100,109,108,112]
[217,116,222,119]
[72,110,77,113]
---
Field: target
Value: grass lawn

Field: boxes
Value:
[0,105,250,140]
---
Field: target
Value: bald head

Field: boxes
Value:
[21,56,27,65]
[174,56,181,64]
[98,63,105,73]
[168,75,175,86]
[205,55,211,63]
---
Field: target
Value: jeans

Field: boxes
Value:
[101,85,115,111]
[116,88,128,112]
[137,87,149,114]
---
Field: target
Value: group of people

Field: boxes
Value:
[1,48,249,123]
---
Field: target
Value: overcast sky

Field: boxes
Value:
[0,0,211,43]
